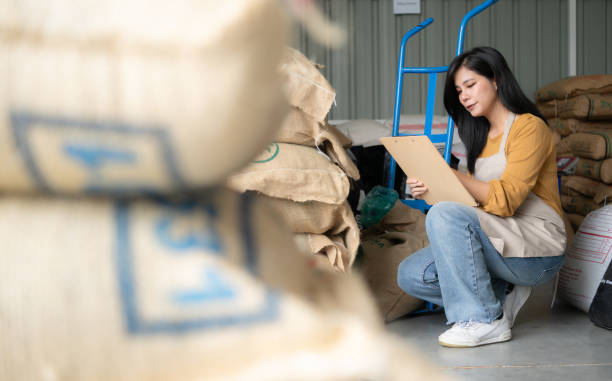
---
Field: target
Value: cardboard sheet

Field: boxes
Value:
[380,136,476,207]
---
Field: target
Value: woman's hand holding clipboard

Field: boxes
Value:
[380,136,477,207]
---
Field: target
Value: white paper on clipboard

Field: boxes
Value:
[380,135,476,207]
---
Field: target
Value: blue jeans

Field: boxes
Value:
[397,202,564,324]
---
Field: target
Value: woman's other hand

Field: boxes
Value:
[406,177,428,198]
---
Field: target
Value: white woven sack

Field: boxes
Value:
[558,205,612,312]
[0,188,454,381]
[0,0,288,194]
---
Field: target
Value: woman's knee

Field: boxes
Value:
[397,255,419,293]
[397,251,437,294]
[426,202,476,236]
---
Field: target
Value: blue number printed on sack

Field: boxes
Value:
[114,193,280,334]
[154,199,223,253]
[63,143,137,169]
[170,268,236,304]
[10,110,185,193]
[154,198,230,303]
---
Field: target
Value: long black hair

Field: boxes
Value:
[443,47,546,174]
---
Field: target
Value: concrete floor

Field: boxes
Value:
[385,281,612,380]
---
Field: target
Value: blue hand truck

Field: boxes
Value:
[387,0,499,316]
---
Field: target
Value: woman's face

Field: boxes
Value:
[454,66,499,119]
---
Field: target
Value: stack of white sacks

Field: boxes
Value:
[0,1,452,381]
[536,75,612,230]
[228,47,361,272]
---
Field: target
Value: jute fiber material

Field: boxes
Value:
[280,47,336,123]
[552,130,562,146]
[538,94,612,120]
[358,201,429,322]
[548,118,612,137]
[560,186,583,198]
[294,233,352,273]
[261,195,359,271]
[575,157,612,184]
[0,189,453,381]
[535,75,612,103]
[227,143,350,204]
[275,107,359,180]
[566,131,612,160]
[376,200,429,239]
[561,194,602,216]
[556,137,573,156]
[561,175,612,204]
[275,107,351,148]
[566,213,585,231]
[324,139,360,180]
[0,0,288,194]
[359,231,427,322]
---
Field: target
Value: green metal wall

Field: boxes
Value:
[577,0,612,76]
[291,0,612,120]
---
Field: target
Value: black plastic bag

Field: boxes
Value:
[588,261,612,330]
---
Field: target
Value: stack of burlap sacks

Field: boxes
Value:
[536,75,612,230]
[0,1,452,381]
[228,47,361,272]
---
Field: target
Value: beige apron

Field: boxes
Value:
[472,113,566,258]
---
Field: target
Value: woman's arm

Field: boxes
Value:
[406,171,490,203]
[452,169,490,204]
[407,115,551,211]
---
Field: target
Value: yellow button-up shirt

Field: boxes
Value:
[478,113,563,219]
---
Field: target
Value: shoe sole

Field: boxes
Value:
[438,330,512,348]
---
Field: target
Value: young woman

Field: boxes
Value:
[397,47,567,348]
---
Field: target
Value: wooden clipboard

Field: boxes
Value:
[380,135,477,207]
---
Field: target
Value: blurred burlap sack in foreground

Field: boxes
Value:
[0,189,452,381]
[0,0,288,194]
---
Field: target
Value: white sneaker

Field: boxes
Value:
[503,285,532,328]
[438,318,512,348]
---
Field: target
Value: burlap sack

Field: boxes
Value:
[561,175,612,204]
[0,189,455,381]
[575,157,612,184]
[227,143,350,204]
[566,213,585,231]
[356,201,429,322]
[535,75,612,103]
[324,141,360,180]
[566,131,612,160]
[560,187,582,197]
[0,0,289,195]
[556,137,573,156]
[538,94,612,120]
[276,107,351,148]
[359,231,428,323]
[377,200,429,238]
[294,233,351,273]
[275,107,359,180]
[548,118,612,136]
[261,195,360,271]
[262,196,356,235]
[561,194,602,216]
[280,47,335,122]
[552,130,562,146]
